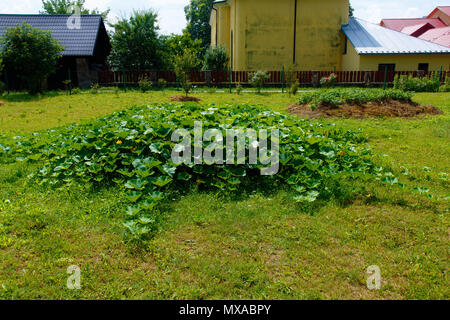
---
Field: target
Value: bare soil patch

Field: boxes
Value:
[0,101,5,106]
[288,100,443,119]
[169,95,201,102]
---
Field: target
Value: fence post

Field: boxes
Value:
[383,66,388,90]
[282,66,285,93]
[229,68,232,93]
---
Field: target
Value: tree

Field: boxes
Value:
[203,46,229,71]
[109,10,165,71]
[349,4,355,17]
[160,33,203,70]
[41,0,110,21]
[0,23,64,94]
[174,50,201,96]
[184,0,214,52]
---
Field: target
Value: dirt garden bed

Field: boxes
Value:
[288,100,443,119]
[169,95,201,102]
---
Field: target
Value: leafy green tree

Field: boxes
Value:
[349,4,355,17]
[109,10,165,71]
[41,0,110,21]
[160,33,203,70]
[203,46,229,71]
[0,23,64,94]
[184,0,214,51]
[174,50,201,96]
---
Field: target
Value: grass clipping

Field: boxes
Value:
[4,104,379,242]
[289,88,442,118]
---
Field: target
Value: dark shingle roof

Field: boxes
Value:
[0,14,104,56]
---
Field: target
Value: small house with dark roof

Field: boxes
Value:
[0,14,111,89]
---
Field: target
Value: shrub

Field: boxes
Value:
[250,71,270,94]
[174,50,200,96]
[393,74,440,92]
[235,82,242,95]
[71,88,81,95]
[0,23,64,95]
[90,83,100,94]
[12,104,378,241]
[285,68,299,96]
[320,73,337,88]
[298,88,413,110]
[290,80,300,96]
[113,86,120,96]
[157,78,167,90]
[203,46,230,71]
[439,76,450,92]
[138,76,152,93]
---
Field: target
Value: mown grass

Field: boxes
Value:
[0,89,448,299]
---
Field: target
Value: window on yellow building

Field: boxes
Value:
[418,63,429,72]
[378,64,396,71]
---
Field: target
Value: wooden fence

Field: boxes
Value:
[98,70,450,86]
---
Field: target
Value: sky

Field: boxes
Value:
[0,0,449,34]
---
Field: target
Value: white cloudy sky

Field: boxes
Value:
[0,0,449,34]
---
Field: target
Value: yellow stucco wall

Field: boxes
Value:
[342,40,450,71]
[217,6,231,51]
[212,0,448,71]
[210,9,217,46]
[359,55,450,71]
[213,0,349,71]
[341,37,360,70]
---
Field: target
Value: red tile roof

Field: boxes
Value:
[428,6,450,18]
[401,23,435,37]
[419,27,450,47]
[380,18,446,31]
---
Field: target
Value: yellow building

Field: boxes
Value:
[211,0,450,71]
[342,18,450,72]
[210,0,349,71]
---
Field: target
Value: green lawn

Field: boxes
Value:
[0,89,448,299]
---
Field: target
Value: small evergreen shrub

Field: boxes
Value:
[203,46,229,71]
[157,78,167,90]
[138,76,152,93]
[90,83,100,94]
[250,71,270,94]
[290,80,300,96]
[235,82,242,95]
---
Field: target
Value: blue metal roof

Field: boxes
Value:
[0,14,105,56]
[342,17,450,55]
